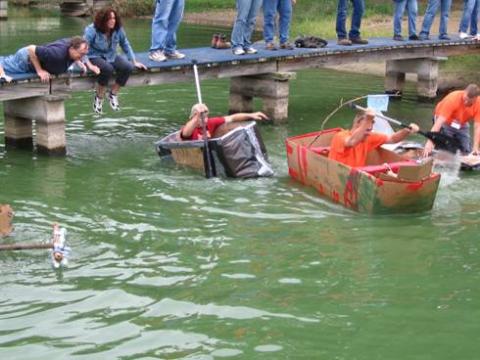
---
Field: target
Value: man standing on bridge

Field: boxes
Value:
[424,84,480,156]
[336,0,368,46]
[419,0,452,40]
[0,36,99,83]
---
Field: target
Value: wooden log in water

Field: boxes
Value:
[0,243,52,251]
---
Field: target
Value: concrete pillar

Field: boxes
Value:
[3,94,69,155]
[229,72,296,124]
[0,0,7,20]
[384,57,446,99]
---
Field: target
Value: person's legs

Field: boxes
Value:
[231,0,251,50]
[439,0,452,38]
[89,57,114,114]
[1,47,33,75]
[440,124,471,154]
[243,0,263,48]
[263,0,277,45]
[459,0,476,33]
[112,56,134,89]
[278,0,293,45]
[165,0,185,54]
[336,0,348,39]
[150,0,175,53]
[393,0,407,37]
[349,0,365,39]
[470,0,479,35]
[420,0,440,38]
[407,0,418,37]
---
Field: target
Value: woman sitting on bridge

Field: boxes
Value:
[84,7,146,114]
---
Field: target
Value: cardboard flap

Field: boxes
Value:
[397,158,433,181]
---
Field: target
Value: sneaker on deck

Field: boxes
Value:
[149,50,166,62]
[265,42,278,51]
[93,94,103,115]
[350,37,368,45]
[393,35,404,41]
[244,47,258,54]
[232,47,245,55]
[459,32,473,39]
[337,38,352,46]
[280,42,295,50]
[439,34,451,40]
[107,91,120,111]
[408,34,419,40]
[165,51,186,59]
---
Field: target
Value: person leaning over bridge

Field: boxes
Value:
[149,0,186,62]
[0,36,98,84]
[459,0,480,40]
[329,108,419,167]
[392,0,419,41]
[263,0,296,51]
[423,84,480,156]
[231,0,263,55]
[84,7,147,114]
[336,0,368,46]
[419,0,452,40]
[180,104,268,140]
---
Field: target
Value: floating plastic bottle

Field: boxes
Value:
[51,223,69,269]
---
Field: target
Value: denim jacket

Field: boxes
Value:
[84,23,135,62]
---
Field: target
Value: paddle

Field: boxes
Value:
[192,60,215,178]
[351,104,462,152]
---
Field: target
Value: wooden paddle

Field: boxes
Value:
[352,104,462,152]
[192,60,216,178]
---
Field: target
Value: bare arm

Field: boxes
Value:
[472,121,480,154]
[180,113,201,139]
[27,45,50,83]
[424,115,446,156]
[386,123,419,143]
[224,111,269,123]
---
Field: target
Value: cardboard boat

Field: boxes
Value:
[285,128,441,214]
[156,121,273,178]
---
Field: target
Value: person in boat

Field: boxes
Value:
[84,7,147,114]
[180,103,268,140]
[329,108,419,167]
[0,36,99,84]
[423,84,480,156]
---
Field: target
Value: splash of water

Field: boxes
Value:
[432,150,461,187]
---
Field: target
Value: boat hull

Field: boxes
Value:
[286,129,441,214]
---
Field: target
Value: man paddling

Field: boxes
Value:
[424,84,480,156]
[180,103,268,140]
[329,108,419,167]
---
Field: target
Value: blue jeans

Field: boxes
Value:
[0,47,34,75]
[336,0,365,39]
[420,0,452,38]
[263,0,293,44]
[231,0,263,49]
[89,56,134,87]
[393,0,418,37]
[459,0,479,34]
[150,0,185,53]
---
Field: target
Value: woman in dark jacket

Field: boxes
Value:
[84,7,146,114]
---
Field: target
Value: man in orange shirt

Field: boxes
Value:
[424,84,480,156]
[329,108,419,167]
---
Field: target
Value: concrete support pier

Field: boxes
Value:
[4,94,70,155]
[229,72,296,124]
[0,0,8,20]
[385,57,446,98]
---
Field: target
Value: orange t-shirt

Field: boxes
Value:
[328,130,388,167]
[435,90,480,126]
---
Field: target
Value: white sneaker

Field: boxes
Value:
[244,47,258,54]
[149,50,167,62]
[459,32,473,39]
[476,33,480,41]
[165,51,186,59]
[93,93,103,114]
[107,91,120,111]
[232,47,245,55]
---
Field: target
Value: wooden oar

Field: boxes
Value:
[352,104,462,152]
[192,60,216,178]
[0,243,52,251]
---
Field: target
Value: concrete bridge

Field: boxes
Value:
[1,36,480,154]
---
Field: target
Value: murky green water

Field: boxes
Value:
[1,7,480,359]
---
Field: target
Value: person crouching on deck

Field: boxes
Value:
[329,108,419,167]
[180,104,268,140]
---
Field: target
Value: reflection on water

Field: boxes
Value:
[1,7,480,360]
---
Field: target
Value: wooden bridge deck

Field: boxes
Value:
[1,36,480,102]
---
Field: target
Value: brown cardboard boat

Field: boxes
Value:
[286,128,441,214]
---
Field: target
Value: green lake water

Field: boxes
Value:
[1,7,480,360]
